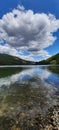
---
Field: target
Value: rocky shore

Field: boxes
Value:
[0,105,59,130]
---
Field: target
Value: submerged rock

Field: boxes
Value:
[0,105,59,130]
[46,105,59,130]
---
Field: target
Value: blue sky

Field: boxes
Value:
[0,0,59,61]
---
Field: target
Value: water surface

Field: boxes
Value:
[0,65,59,129]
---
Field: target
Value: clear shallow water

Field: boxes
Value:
[0,65,59,129]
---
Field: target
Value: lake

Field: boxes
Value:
[0,65,59,130]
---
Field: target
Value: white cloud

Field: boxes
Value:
[0,6,59,61]
[0,44,19,57]
[0,44,35,61]
[17,5,25,11]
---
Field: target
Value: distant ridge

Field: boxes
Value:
[36,53,59,65]
[0,53,59,65]
[0,54,35,65]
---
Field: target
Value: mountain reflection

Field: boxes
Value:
[0,66,59,88]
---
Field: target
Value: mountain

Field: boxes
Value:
[0,53,59,65]
[36,53,59,65]
[0,54,35,65]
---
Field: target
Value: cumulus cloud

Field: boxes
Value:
[17,5,25,11]
[0,44,20,56]
[0,44,36,61]
[0,6,59,61]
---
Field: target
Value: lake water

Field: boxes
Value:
[0,65,59,129]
